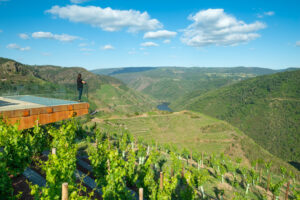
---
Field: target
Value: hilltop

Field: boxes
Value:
[172,69,300,165]
[0,57,156,115]
[92,66,278,102]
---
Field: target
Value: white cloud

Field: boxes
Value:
[264,11,275,16]
[296,41,300,47]
[181,9,266,47]
[19,33,30,40]
[258,11,275,18]
[32,31,79,42]
[70,0,91,4]
[163,39,171,44]
[102,44,114,50]
[46,5,162,32]
[6,43,30,51]
[141,42,159,47]
[144,30,177,39]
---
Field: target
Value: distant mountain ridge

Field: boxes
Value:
[92,67,156,76]
[92,66,280,102]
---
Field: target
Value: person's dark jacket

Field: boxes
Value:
[77,78,83,89]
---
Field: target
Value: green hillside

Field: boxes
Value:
[175,69,300,164]
[0,58,70,96]
[32,65,156,115]
[0,57,156,115]
[89,110,299,176]
[93,67,277,102]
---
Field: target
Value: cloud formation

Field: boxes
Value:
[19,33,30,40]
[102,44,114,50]
[6,43,30,51]
[181,9,266,47]
[296,41,300,47]
[46,5,162,32]
[141,42,159,47]
[144,30,177,39]
[258,11,275,18]
[0,29,2,33]
[163,39,171,44]
[32,31,79,42]
[70,0,91,4]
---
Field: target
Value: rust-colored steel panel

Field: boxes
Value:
[0,103,89,130]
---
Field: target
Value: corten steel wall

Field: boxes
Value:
[0,103,89,130]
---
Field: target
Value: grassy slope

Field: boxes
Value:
[176,70,300,163]
[0,57,156,114]
[92,84,156,116]
[89,111,299,176]
[92,66,277,102]
[33,65,156,114]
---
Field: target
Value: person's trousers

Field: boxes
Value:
[78,87,83,101]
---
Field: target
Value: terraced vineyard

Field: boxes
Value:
[91,111,299,175]
[2,115,296,199]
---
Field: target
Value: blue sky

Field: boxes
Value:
[0,0,299,70]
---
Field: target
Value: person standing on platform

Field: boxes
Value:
[77,73,86,102]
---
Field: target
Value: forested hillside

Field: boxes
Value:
[176,69,300,164]
[0,58,69,96]
[93,67,277,102]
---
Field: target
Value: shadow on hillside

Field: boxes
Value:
[289,161,300,171]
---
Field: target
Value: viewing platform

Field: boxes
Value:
[0,95,89,130]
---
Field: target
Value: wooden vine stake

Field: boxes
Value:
[285,180,290,200]
[181,167,185,178]
[171,168,174,177]
[160,172,164,190]
[62,182,68,200]
[139,188,143,200]
[52,148,56,155]
[267,173,271,192]
[259,168,262,183]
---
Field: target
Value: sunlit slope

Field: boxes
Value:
[178,69,300,163]
[92,84,156,115]
[91,111,298,174]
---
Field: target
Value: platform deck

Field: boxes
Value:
[0,95,89,130]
